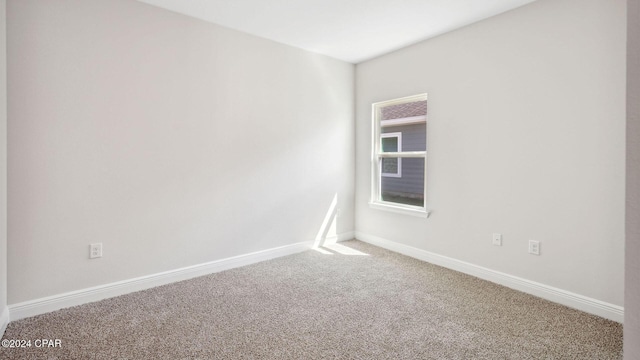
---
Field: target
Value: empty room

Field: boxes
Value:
[1,0,639,359]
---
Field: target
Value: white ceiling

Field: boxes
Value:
[136,0,537,64]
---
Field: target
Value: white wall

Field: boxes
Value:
[0,0,7,336]
[7,0,354,304]
[626,0,640,356]
[355,0,626,307]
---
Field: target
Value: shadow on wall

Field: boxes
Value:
[312,194,368,256]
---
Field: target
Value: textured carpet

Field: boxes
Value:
[1,240,622,359]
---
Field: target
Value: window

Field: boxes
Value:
[380,132,402,178]
[370,94,428,217]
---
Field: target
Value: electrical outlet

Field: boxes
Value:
[492,233,502,246]
[90,243,103,259]
[528,240,540,255]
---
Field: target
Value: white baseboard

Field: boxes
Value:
[314,231,356,246]
[334,231,356,242]
[355,232,624,323]
[9,240,314,322]
[0,306,9,337]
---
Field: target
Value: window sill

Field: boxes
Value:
[369,201,431,218]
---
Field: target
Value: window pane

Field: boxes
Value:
[381,137,398,152]
[381,158,424,206]
[381,157,398,174]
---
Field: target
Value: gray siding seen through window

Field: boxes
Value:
[381,123,426,204]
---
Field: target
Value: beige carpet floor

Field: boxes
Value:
[1,240,622,359]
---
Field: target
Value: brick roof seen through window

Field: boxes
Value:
[381,100,427,120]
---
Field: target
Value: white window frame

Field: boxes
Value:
[369,93,429,218]
[380,132,402,178]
